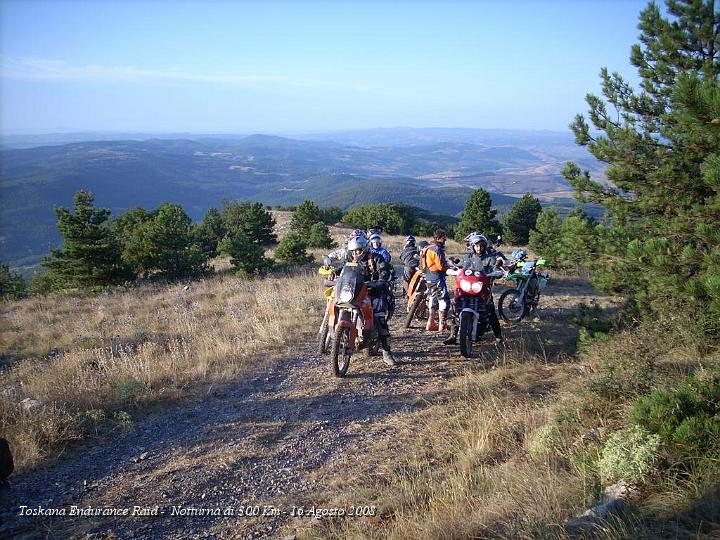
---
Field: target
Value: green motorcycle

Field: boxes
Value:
[498,258,549,322]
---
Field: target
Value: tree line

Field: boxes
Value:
[1,188,556,299]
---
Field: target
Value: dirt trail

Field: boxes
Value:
[0,275,615,540]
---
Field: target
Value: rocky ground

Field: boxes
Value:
[0,275,615,540]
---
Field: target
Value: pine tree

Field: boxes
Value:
[192,207,227,259]
[503,193,543,245]
[341,204,407,234]
[44,190,129,288]
[529,207,562,257]
[0,263,26,300]
[307,222,336,248]
[218,230,272,275]
[290,200,324,234]
[220,201,277,246]
[454,188,502,242]
[122,204,208,278]
[556,210,597,272]
[563,0,720,325]
[274,231,312,265]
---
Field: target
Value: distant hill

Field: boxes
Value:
[0,132,600,266]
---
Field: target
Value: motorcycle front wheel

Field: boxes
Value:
[330,326,352,377]
[498,289,526,322]
[459,312,474,358]
[318,310,330,354]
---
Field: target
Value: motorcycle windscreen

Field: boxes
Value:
[336,264,364,303]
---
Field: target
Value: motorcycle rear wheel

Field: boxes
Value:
[330,326,351,377]
[404,293,424,328]
[459,312,474,358]
[499,289,526,323]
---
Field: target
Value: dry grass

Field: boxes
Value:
[293,303,719,539]
[0,270,325,471]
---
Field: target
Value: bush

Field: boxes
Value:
[629,370,720,464]
[0,263,26,300]
[218,230,273,276]
[572,302,613,350]
[527,424,562,457]
[274,231,312,265]
[342,204,414,234]
[307,222,336,249]
[598,425,661,484]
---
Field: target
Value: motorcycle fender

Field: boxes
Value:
[337,318,358,350]
[407,270,422,299]
[460,308,480,340]
[360,298,374,330]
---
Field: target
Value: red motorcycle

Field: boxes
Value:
[449,266,505,357]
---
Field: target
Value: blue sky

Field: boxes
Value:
[0,0,650,134]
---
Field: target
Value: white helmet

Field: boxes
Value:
[347,235,369,253]
[467,232,488,247]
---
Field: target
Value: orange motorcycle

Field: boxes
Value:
[403,268,429,328]
[322,262,376,377]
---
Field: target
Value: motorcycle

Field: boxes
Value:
[498,258,549,323]
[448,265,504,358]
[323,262,381,377]
[403,268,429,328]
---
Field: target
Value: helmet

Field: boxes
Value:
[347,235,369,253]
[349,229,366,240]
[405,235,416,246]
[418,240,429,249]
[467,232,488,247]
[511,249,528,261]
[369,233,382,246]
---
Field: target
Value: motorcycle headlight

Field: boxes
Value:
[339,288,353,303]
[471,282,482,293]
[460,280,471,292]
[464,269,472,276]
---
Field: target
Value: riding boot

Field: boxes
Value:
[426,308,439,331]
[357,328,371,350]
[438,311,449,332]
[443,325,458,345]
[380,335,397,366]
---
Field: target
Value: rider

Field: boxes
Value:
[368,232,391,263]
[399,235,420,292]
[443,232,506,345]
[325,234,398,367]
[420,229,451,332]
[326,229,366,263]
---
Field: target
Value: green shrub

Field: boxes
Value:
[527,424,562,457]
[630,370,720,463]
[113,378,146,404]
[598,425,661,484]
[274,231,312,265]
[218,230,273,276]
[307,221,336,249]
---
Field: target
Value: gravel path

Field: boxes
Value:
[1,275,613,540]
[1,323,475,540]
